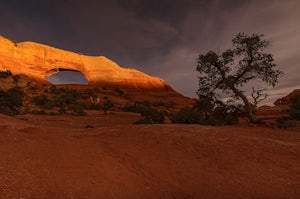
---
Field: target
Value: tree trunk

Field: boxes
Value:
[230,86,257,123]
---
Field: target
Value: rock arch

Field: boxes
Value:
[46,68,88,85]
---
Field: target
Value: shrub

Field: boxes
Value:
[50,85,59,94]
[134,106,165,124]
[171,98,242,125]
[123,101,165,124]
[71,102,86,116]
[84,89,96,97]
[58,104,67,114]
[49,88,81,107]
[103,98,114,114]
[289,95,300,120]
[29,83,38,90]
[122,103,135,112]
[0,70,12,78]
[0,86,24,115]
[85,124,94,128]
[152,101,166,107]
[6,86,24,109]
[88,103,102,110]
[13,75,20,83]
[32,94,57,110]
[32,94,49,106]
[170,106,202,124]
[276,117,297,129]
[276,95,300,129]
[114,88,124,96]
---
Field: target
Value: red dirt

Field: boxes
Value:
[0,113,299,198]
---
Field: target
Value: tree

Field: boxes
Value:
[196,33,283,122]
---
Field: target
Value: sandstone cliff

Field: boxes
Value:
[0,36,171,90]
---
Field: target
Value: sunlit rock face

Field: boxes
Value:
[0,36,171,90]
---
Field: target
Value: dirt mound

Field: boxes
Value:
[0,113,299,198]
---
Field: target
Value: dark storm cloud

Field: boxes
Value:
[1,0,300,105]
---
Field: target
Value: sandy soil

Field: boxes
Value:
[0,113,299,199]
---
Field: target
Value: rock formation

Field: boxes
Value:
[256,89,300,119]
[274,89,300,106]
[0,36,171,90]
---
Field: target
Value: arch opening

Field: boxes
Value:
[46,70,88,85]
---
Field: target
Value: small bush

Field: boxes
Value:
[88,103,102,110]
[0,86,24,115]
[115,88,124,96]
[103,99,114,114]
[122,103,135,112]
[0,70,12,78]
[29,83,38,90]
[170,107,202,124]
[32,94,57,110]
[276,117,297,129]
[276,95,300,129]
[50,85,59,94]
[85,124,94,128]
[58,104,67,114]
[32,94,49,106]
[123,101,165,124]
[171,98,242,125]
[71,102,86,116]
[152,101,166,107]
[289,95,300,120]
[13,75,20,83]
[84,89,96,97]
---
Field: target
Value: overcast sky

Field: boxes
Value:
[1,0,299,105]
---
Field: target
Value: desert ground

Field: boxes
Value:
[0,112,299,199]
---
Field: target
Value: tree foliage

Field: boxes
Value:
[196,33,283,122]
[170,97,242,125]
[123,101,165,124]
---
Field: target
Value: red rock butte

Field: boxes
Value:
[0,36,172,90]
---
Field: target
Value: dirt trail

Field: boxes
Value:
[0,113,299,198]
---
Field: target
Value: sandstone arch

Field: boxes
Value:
[0,36,171,90]
[46,69,88,85]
